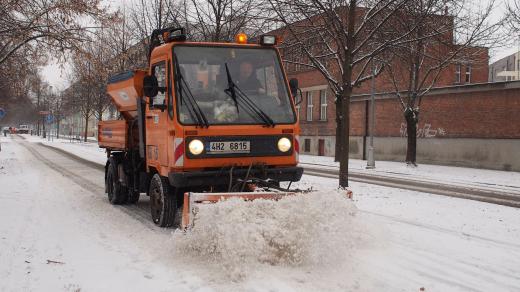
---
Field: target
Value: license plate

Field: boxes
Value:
[208,141,250,154]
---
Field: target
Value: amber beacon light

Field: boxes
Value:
[235,33,248,44]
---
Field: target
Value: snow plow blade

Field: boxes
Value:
[181,191,297,229]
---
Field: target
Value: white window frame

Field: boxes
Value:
[306,91,313,121]
[455,64,461,84]
[465,65,472,83]
[319,90,327,121]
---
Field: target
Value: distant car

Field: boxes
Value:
[18,125,29,134]
[2,127,9,136]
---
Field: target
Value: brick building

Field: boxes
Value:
[270,8,520,170]
[288,46,489,156]
[348,81,520,171]
[290,74,520,171]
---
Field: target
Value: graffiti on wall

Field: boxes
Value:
[400,123,447,138]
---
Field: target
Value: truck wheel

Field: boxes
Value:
[149,174,177,227]
[106,157,128,205]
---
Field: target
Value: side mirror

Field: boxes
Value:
[143,75,159,98]
[289,78,299,97]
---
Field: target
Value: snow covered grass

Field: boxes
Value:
[173,191,362,281]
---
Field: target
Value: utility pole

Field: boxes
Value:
[366,65,376,169]
[36,81,41,136]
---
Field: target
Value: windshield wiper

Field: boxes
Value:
[223,63,275,127]
[174,54,209,128]
[224,63,239,113]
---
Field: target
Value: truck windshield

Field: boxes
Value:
[173,46,296,125]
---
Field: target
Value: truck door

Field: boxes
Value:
[146,60,170,168]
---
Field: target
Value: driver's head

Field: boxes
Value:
[239,61,254,79]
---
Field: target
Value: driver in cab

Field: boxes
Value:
[236,61,265,95]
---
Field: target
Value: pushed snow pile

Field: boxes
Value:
[173,190,358,279]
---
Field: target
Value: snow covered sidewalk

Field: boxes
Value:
[300,154,520,194]
[21,134,107,165]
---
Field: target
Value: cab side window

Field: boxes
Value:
[151,62,166,109]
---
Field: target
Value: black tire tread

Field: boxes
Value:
[150,174,177,227]
[107,156,128,205]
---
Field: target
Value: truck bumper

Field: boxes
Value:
[168,166,304,188]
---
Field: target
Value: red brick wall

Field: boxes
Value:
[295,83,520,140]
[356,87,520,139]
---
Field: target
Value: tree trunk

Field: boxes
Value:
[84,115,89,142]
[42,117,46,138]
[334,96,342,162]
[404,108,418,165]
[56,119,60,139]
[338,87,351,188]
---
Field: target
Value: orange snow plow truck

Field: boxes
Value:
[98,27,304,228]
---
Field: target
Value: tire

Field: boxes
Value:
[149,174,177,227]
[106,157,128,205]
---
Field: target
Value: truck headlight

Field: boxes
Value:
[188,139,204,155]
[277,137,291,152]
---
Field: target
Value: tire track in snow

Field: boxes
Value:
[361,210,520,250]
[15,138,157,230]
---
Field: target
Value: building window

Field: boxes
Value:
[455,64,461,83]
[306,91,313,121]
[319,90,327,121]
[304,139,311,152]
[465,65,472,83]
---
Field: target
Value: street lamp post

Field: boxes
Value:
[366,65,376,169]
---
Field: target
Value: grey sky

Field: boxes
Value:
[41,0,519,90]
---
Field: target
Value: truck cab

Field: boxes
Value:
[18,125,29,134]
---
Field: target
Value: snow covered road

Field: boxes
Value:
[1,135,520,291]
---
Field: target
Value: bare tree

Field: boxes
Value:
[0,50,41,127]
[103,10,144,72]
[0,0,108,66]
[186,0,273,41]
[384,0,502,165]
[268,0,413,188]
[506,0,520,32]
[129,0,186,43]
[69,54,96,142]
[47,91,66,139]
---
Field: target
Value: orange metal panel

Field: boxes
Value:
[98,120,128,150]
[106,70,147,120]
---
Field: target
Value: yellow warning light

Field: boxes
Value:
[235,33,248,44]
